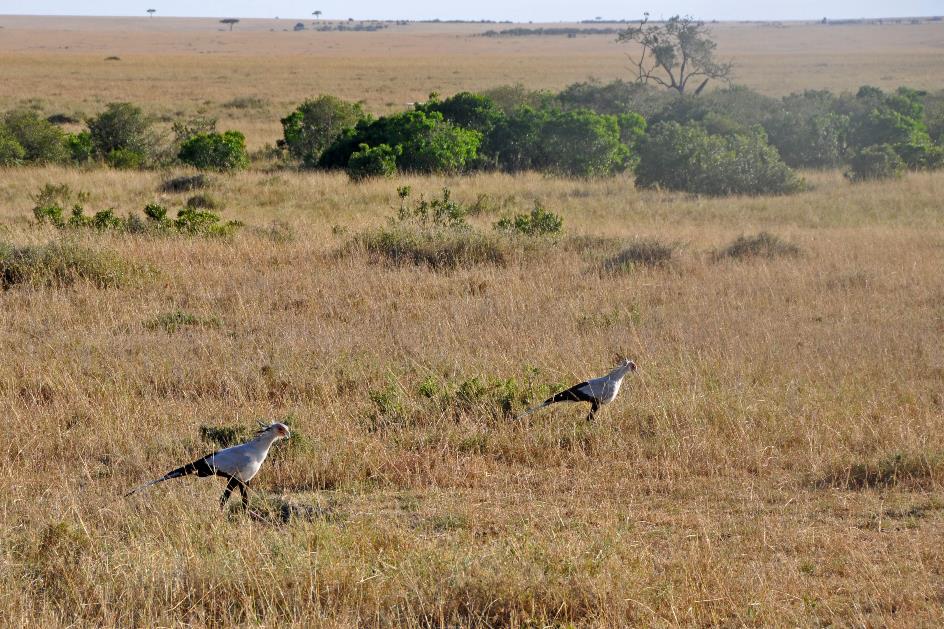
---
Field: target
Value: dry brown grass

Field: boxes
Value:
[0,164,942,626]
[1,15,944,626]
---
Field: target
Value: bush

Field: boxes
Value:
[845,144,905,182]
[483,106,547,172]
[173,207,242,237]
[635,121,804,196]
[346,143,399,180]
[66,131,95,164]
[494,202,563,236]
[536,109,631,177]
[603,240,674,270]
[178,130,249,171]
[416,92,504,133]
[484,106,635,176]
[763,90,848,169]
[2,110,69,164]
[395,187,468,229]
[0,127,26,165]
[87,102,155,162]
[105,148,145,169]
[320,110,482,174]
[280,95,366,167]
[557,79,673,117]
[720,232,800,260]
[0,241,137,289]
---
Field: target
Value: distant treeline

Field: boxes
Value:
[481,27,621,37]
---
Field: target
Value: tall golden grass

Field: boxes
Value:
[0,164,943,625]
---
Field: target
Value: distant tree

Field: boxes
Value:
[146,9,156,17]
[220,18,240,31]
[618,14,733,96]
[313,10,322,19]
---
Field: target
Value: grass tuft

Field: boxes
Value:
[603,239,674,270]
[719,231,800,260]
[815,451,944,490]
[0,241,140,289]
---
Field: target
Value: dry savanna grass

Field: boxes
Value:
[1,14,944,628]
[0,164,942,626]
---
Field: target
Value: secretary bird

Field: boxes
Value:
[126,422,290,510]
[518,358,637,421]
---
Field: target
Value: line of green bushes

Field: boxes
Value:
[3,81,943,195]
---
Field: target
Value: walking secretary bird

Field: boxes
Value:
[517,358,637,421]
[125,422,291,510]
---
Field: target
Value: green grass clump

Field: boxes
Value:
[0,241,139,289]
[719,232,800,260]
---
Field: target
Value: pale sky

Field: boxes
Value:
[0,1,939,22]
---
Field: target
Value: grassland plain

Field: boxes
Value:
[0,164,942,626]
[1,16,944,147]
[1,13,944,628]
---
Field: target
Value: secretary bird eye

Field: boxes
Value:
[517,359,637,422]
[125,422,291,511]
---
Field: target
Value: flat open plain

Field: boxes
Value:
[0,14,943,627]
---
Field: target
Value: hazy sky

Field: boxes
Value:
[0,1,939,22]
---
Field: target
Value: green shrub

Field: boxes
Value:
[557,79,673,117]
[635,121,804,196]
[720,232,800,260]
[0,241,137,289]
[280,95,366,167]
[845,144,906,182]
[66,131,95,164]
[320,110,482,174]
[87,102,155,162]
[0,127,26,165]
[178,130,249,171]
[603,240,675,270]
[2,110,69,164]
[395,187,469,230]
[537,109,631,177]
[173,207,242,237]
[416,91,504,133]
[494,202,563,236]
[105,148,145,169]
[346,143,399,180]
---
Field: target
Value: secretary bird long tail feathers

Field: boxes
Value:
[124,458,213,497]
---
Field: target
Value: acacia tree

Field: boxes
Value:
[146,8,156,17]
[313,10,322,19]
[618,14,733,96]
[220,18,240,31]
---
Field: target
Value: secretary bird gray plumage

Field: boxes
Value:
[518,358,637,421]
[126,422,290,509]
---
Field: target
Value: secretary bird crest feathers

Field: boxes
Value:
[125,422,291,510]
[517,358,636,422]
